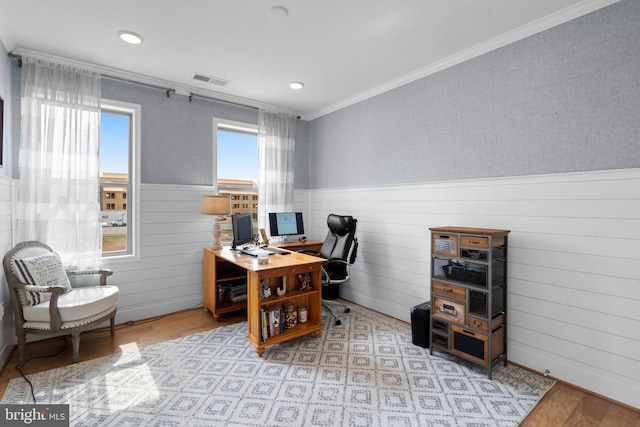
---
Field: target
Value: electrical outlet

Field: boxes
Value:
[544,369,550,377]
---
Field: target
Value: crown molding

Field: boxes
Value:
[304,0,620,121]
[10,0,620,123]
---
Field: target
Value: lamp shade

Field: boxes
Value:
[201,195,231,215]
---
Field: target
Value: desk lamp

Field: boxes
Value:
[201,195,231,250]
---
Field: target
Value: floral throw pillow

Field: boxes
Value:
[12,252,72,306]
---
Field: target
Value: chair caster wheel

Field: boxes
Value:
[344,308,351,313]
[335,320,342,326]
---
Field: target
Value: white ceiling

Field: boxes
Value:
[0,0,616,119]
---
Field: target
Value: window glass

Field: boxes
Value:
[215,123,258,245]
[100,106,133,255]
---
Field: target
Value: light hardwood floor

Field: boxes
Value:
[1,308,638,426]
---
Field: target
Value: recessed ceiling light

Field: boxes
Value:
[118,30,144,45]
[269,6,289,19]
[289,81,304,90]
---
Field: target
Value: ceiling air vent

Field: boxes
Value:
[192,73,229,86]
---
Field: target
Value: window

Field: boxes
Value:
[100,100,140,257]
[214,119,258,244]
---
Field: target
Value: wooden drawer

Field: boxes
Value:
[432,233,457,256]
[468,317,489,332]
[461,235,505,248]
[468,313,505,332]
[451,324,505,366]
[432,281,466,300]
[460,235,488,249]
[432,295,465,324]
[261,264,318,280]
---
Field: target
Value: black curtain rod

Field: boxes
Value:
[9,52,300,117]
[188,93,301,119]
[9,52,176,97]
[188,92,258,111]
[102,75,175,98]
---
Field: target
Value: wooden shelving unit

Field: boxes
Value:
[428,226,510,379]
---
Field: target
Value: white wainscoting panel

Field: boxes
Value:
[2,173,637,408]
[102,184,215,323]
[103,186,312,324]
[0,175,15,369]
[306,168,640,409]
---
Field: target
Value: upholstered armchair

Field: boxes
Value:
[3,241,119,363]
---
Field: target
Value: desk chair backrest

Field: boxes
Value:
[318,214,358,281]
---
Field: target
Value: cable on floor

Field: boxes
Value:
[13,303,206,404]
[15,337,68,405]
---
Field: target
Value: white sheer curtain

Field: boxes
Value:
[257,110,296,234]
[17,57,102,269]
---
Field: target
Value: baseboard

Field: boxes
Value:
[508,360,639,412]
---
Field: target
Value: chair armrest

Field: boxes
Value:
[23,284,67,295]
[320,259,351,283]
[298,249,319,255]
[22,285,65,330]
[67,269,113,286]
[323,259,349,267]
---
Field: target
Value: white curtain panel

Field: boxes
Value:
[17,57,102,270]
[257,110,296,234]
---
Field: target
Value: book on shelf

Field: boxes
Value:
[229,282,247,302]
[262,304,284,340]
[261,309,268,341]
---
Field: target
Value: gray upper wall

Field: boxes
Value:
[103,80,311,187]
[4,1,638,190]
[5,71,310,187]
[308,0,640,189]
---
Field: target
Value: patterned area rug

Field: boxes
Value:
[2,304,554,426]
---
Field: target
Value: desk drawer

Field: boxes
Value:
[260,264,319,280]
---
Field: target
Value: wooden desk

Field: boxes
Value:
[203,245,325,356]
[270,239,323,252]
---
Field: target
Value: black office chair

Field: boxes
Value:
[304,214,358,326]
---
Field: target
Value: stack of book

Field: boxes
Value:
[261,305,283,341]
[229,283,247,302]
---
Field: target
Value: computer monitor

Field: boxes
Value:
[268,212,305,237]
[231,213,255,249]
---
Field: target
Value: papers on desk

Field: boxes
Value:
[240,247,290,257]
[240,248,273,257]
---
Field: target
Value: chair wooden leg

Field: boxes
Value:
[17,334,26,365]
[71,330,80,363]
